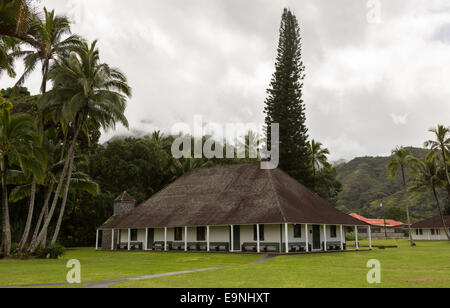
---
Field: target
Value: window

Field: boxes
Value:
[394,228,403,234]
[294,225,302,238]
[130,229,138,241]
[372,228,381,233]
[415,229,419,236]
[359,228,367,234]
[197,227,206,241]
[431,229,435,235]
[174,227,183,241]
[253,225,265,241]
[436,229,440,235]
[330,225,337,238]
[419,229,423,235]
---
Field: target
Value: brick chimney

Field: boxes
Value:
[113,191,135,216]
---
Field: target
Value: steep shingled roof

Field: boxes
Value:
[99,163,368,229]
[411,216,450,229]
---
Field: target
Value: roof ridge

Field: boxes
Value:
[266,169,287,222]
[115,191,135,202]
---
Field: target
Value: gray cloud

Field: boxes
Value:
[1,0,449,160]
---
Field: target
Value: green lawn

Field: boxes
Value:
[0,240,449,288]
[114,240,450,288]
[0,249,260,286]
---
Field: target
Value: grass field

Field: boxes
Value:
[0,239,449,288]
[0,249,260,287]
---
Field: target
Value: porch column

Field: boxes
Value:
[95,229,99,251]
[207,226,210,252]
[184,226,188,252]
[323,224,327,252]
[256,224,260,253]
[355,226,359,250]
[368,226,372,250]
[284,223,289,254]
[230,225,234,252]
[111,229,115,251]
[127,228,131,251]
[340,225,344,250]
[305,224,309,252]
[164,227,168,251]
[144,228,148,250]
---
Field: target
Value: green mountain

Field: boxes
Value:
[335,147,446,223]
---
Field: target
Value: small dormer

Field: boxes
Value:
[113,191,135,216]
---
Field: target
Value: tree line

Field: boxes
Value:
[0,1,131,257]
[0,4,343,255]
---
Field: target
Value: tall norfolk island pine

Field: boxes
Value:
[264,9,313,187]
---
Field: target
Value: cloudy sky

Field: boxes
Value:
[1,0,450,161]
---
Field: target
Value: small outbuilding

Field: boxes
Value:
[349,213,406,239]
[411,216,450,241]
[96,163,370,253]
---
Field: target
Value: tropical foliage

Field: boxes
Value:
[337,125,450,242]
[387,147,417,246]
[0,6,345,252]
[408,157,450,240]
[336,147,446,220]
[0,2,129,256]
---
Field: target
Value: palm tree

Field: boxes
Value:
[0,36,20,78]
[425,125,450,186]
[0,0,36,41]
[9,128,98,252]
[387,147,417,246]
[0,97,42,256]
[310,140,330,189]
[29,40,131,251]
[8,9,81,251]
[15,8,82,93]
[409,158,450,241]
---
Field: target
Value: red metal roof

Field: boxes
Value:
[350,213,405,227]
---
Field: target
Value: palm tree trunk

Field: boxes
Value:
[432,186,450,240]
[441,147,450,186]
[29,119,82,253]
[17,177,37,251]
[14,0,25,35]
[27,86,48,249]
[30,183,53,247]
[1,156,11,256]
[41,204,48,247]
[401,166,415,246]
[312,157,316,192]
[50,153,75,247]
[32,130,67,248]
[446,184,450,215]
[41,60,49,94]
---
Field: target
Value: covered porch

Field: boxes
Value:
[96,223,372,253]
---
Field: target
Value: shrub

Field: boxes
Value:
[33,244,65,259]
[346,232,356,241]
[48,244,65,259]
[33,246,49,259]
[10,243,19,254]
